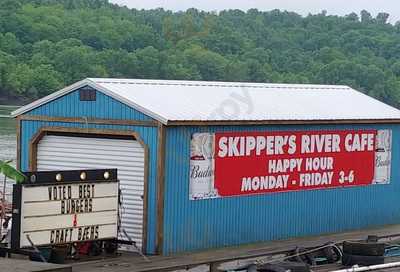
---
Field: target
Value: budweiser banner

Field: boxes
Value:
[189,129,392,200]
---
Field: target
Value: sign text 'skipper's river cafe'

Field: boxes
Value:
[10,78,400,254]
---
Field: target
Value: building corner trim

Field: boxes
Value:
[156,123,166,254]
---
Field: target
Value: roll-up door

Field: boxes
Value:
[36,134,145,251]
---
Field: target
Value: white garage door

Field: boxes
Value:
[36,134,145,250]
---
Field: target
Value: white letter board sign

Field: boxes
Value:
[12,169,119,249]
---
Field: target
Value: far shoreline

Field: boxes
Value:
[0,96,31,107]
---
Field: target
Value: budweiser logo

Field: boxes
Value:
[190,165,214,179]
[375,156,390,167]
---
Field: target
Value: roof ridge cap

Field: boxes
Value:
[93,79,350,90]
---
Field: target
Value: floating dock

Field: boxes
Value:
[74,224,400,271]
[0,257,71,272]
[3,224,400,271]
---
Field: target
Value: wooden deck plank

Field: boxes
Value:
[0,257,71,272]
[70,224,400,272]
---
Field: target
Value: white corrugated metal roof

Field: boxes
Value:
[12,78,400,125]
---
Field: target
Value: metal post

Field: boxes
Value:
[210,262,219,272]
[122,229,150,262]
[0,174,6,238]
[26,234,47,262]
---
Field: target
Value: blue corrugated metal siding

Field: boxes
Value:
[27,89,152,121]
[19,88,158,254]
[163,124,400,254]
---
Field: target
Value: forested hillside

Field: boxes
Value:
[1,0,400,106]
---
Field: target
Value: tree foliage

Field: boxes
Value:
[1,0,400,107]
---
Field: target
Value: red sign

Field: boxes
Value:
[213,130,378,197]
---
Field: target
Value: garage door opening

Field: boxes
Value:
[30,128,147,252]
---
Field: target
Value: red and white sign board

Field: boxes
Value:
[189,129,392,200]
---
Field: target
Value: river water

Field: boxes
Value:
[0,105,18,202]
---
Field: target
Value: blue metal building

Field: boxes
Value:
[12,78,400,255]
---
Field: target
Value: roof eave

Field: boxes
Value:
[85,79,169,125]
[11,79,91,117]
[166,118,400,126]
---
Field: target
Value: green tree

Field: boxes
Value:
[183,45,227,81]
[391,61,400,77]
[376,12,390,24]
[31,65,63,97]
[97,49,138,77]
[223,60,248,82]
[360,10,373,23]
[0,33,21,54]
[135,46,160,78]
[54,46,97,83]
[6,64,34,96]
